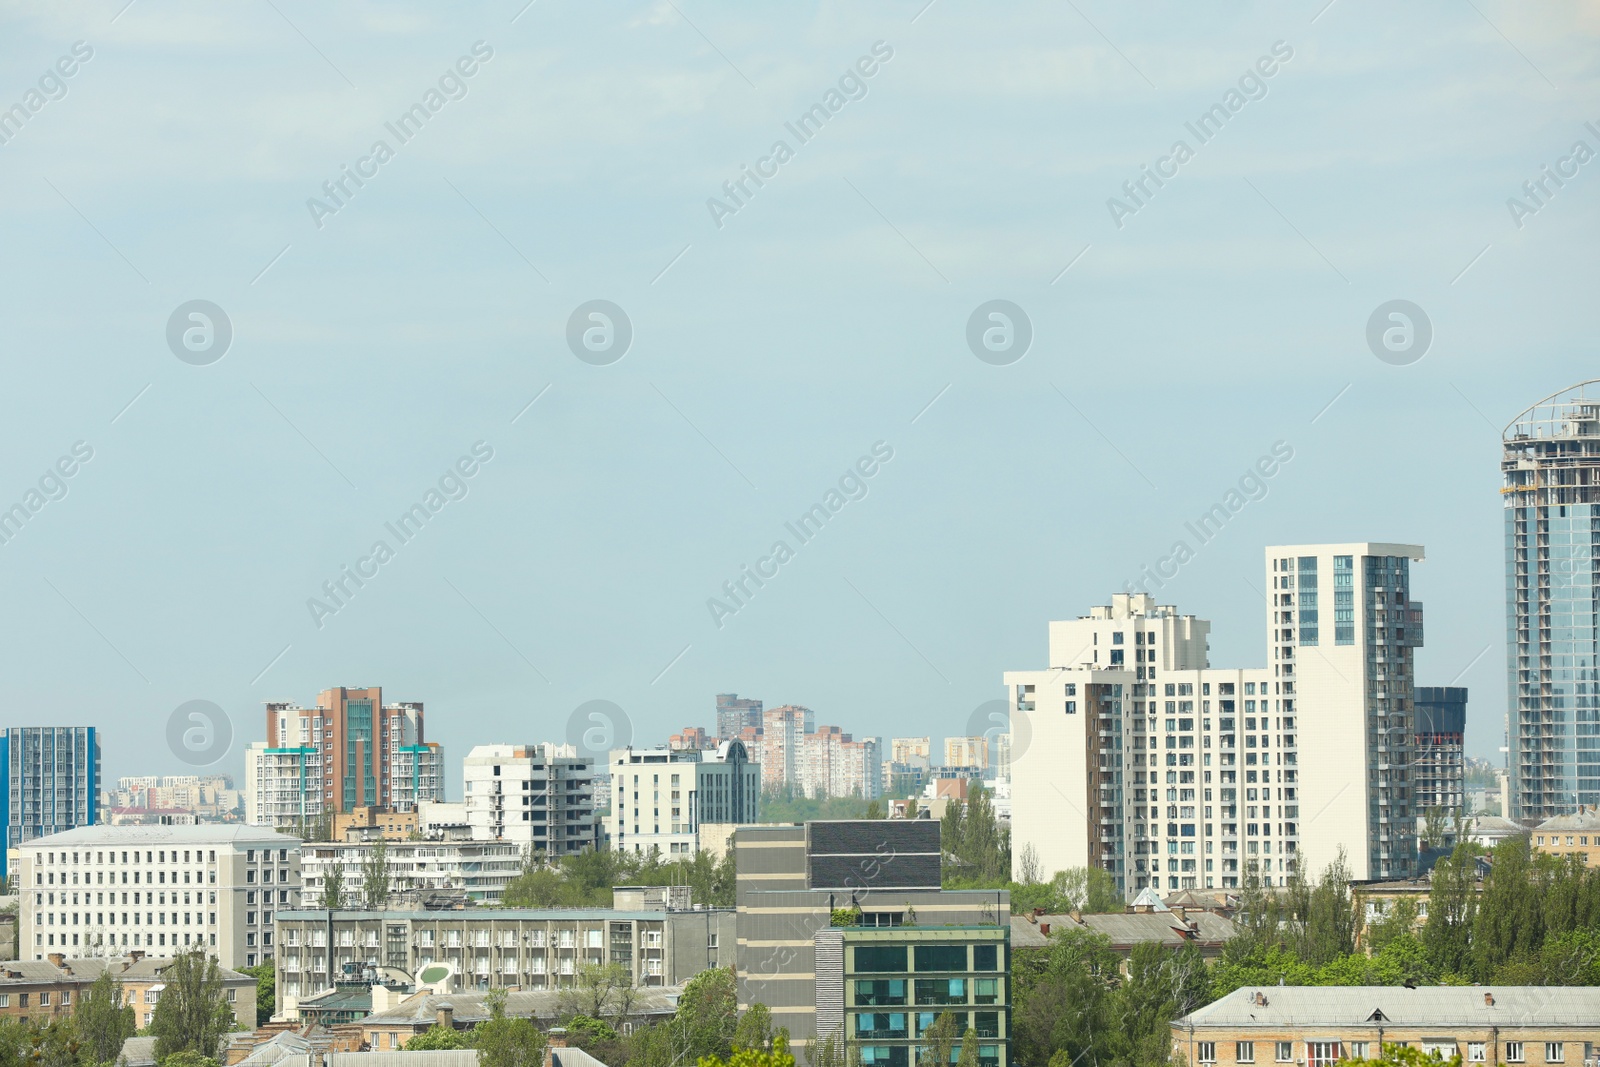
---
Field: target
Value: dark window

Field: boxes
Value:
[972,944,997,971]
[854,979,907,1006]
[975,1011,1000,1038]
[914,945,968,972]
[855,946,908,973]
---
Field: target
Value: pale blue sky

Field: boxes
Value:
[1,0,1595,793]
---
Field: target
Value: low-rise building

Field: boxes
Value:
[360,985,683,1050]
[17,824,303,970]
[1172,986,1600,1067]
[0,953,255,1030]
[1532,808,1600,866]
[273,902,734,1019]
[1008,907,1235,958]
[301,840,523,904]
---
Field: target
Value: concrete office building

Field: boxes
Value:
[1413,687,1467,817]
[716,694,764,741]
[248,689,444,830]
[1,727,100,881]
[274,896,734,1018]
[1502,381,1600,819]
[609,741,759,855]
[17,824,302,971]
[462,744,596,856]
[300,840,524,903]
[1268,544,1425,881]
[734,819,1009,1056]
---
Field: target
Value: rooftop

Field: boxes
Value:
[1009,910,1235,949]
[1178,986,1600,1029]
[22,824,302,847]
[0,955,252,986]
[361,986,683,1028]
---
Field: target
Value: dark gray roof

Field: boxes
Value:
[0,955,252,986]
[1179,986,1600,1029]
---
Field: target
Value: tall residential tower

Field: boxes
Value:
[1503,381,1600,819]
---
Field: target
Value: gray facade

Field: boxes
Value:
[1413,687,1467,816]
[274,905,734,1018]
[716,694,763,741]
[734,821,1008,1050]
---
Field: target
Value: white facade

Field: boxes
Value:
[1008,594,1297,898]
[300,839,523,902]
[800,729,882,799]
[609,741,760,855]
[1267,543,1425,881]
[17,824,302,971]
[462,744,596,855]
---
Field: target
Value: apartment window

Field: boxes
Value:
[1467,1044,1486,1063]
[1236,1042,1254,1064]
[1545,1044,1562,1064]
[1275,1043,1293,1063]
[1506,1043,1524,1063]
[1307,1043,1340,1067]
[1197,1043,1215,1064]
[1348,1045,1368,1061]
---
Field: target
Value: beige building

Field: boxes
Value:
[944,735,989,770]
[1173,986,1600,1067]
[1533,808,1600,866]
[0,953,255,1030]
[17,824,302,971]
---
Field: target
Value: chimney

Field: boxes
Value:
[1038,923,1051,936]
[544,1027,568,1067]
[1484,993,1495,1007]
[46,953,65,969]
[437,1004,454,1029]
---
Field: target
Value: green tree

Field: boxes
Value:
[560,962,631,1022]
[1362,897,1418,956]
[1113,940,1210,1065]
[76,967,137,1067]
[361,840,392,909]
[1010,927,1121,1067]
[1422,842,1478,976]
[405,1026,468,1051]
[158,1053,222,1067]
[917,1012,960,1067]
[695,1032,796,1067]
[149,949,237,1062]
[1472,835,1541,979]
[956,1029,979,1067]
[1346,1044,1463,1067]
[320,862,346,910]
[241,960,276,1024]
[473,988,545,1067]
[732,1004,773,1053]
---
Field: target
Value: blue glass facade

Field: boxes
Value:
[1502,384,1600,818]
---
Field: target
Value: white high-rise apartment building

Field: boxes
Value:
[17,824,302,971]
[756,705,814,790]
[462,744,596,856]
[1267,543,1425,881]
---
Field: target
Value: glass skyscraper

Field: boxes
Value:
[1503,380,1600,819]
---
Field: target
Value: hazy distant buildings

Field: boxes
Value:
[1,727,101,881]
[246,688,444,830]
[715,693,763,741]
[757,706,814,790]
[463,743,596,856]
[944,736,989,771]
[1502,382,1600,819]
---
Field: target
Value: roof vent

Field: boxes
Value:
[1485,993,1495,1007]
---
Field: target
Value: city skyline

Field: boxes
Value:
[2,2,1589,808]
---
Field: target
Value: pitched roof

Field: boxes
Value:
[1535,810,1600,833]
[1178,985,1600,1029]
[1131,887,1169,910]
[0,955,252,986]
[360,986,684,1028]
